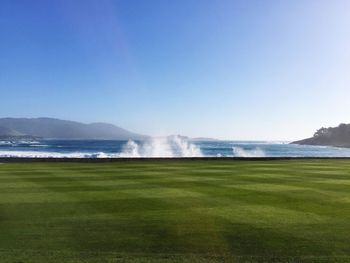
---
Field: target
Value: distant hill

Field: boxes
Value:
[0,126,24,136]
[0,126,37,140]
[292,123,350,148]
[0,118,148,140]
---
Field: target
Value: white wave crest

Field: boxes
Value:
[0,150,121,158]
[118,140,142,158]
[173,136,203,157]
[119,136,203,158]
[18,140,41,144]
[0,141,12,146]
[0,140,41,147]
[0,136,203,158]
[232,146,266,157]
[0,150,89,158]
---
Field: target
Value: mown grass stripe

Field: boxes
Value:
[1,160,350,262]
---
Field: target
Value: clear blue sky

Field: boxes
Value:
[1,0,349,140]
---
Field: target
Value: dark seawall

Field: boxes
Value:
[1,157,350,163]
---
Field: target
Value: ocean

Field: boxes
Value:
[1,136,350,158]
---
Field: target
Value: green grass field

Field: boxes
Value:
[1,160,350,262]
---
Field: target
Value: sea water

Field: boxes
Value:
[1,136,350,158]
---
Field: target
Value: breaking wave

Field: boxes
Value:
[0,150,118,158]
[232,146,266,157]
[0,136,203,158]
[0,140,42,147]
[119,136,203,157]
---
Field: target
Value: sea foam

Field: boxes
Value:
[119,136,203,157]
[232,146,266,157]
[0,136,203,158]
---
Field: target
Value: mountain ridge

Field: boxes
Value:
[0,118,148,140]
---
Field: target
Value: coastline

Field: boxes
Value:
[2,156,350,163]
[291,142,350,149]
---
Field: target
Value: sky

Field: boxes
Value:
[1,0,350,140]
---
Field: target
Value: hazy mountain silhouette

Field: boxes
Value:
[0,118,147,140]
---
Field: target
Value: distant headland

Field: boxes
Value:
[292,123,350,148]
[0,117,219,142]
[0,117,148,140]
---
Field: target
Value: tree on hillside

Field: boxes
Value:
[314,127,328,137]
